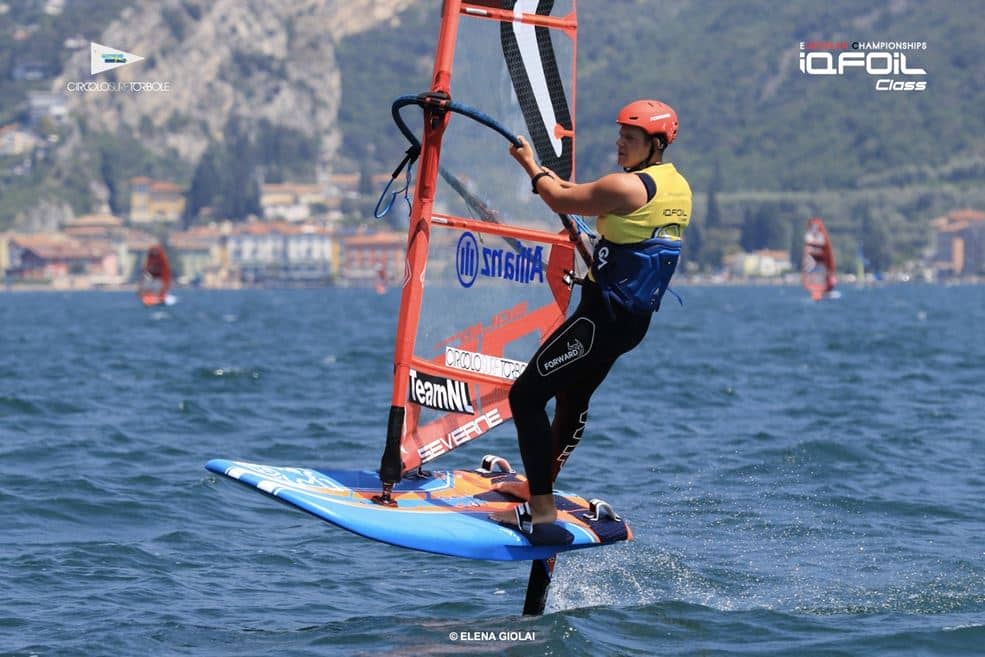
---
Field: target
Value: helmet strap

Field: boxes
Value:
[623,136,660,172]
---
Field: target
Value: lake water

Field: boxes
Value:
[1,284,982,656]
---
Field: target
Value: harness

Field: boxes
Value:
[591,236,682,317]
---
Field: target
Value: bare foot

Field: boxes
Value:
[489,495,558,527]
[491,480,530,500]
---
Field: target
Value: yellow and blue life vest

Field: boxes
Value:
[597,162,691,243]
[591,163,692,316]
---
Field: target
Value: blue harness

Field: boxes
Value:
[591,236,682,317]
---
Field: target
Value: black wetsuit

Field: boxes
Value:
[508,280,650,496]
[510,162,691,496]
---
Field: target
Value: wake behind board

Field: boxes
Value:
[206,459,631,562]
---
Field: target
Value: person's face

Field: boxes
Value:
[616,125,651,168]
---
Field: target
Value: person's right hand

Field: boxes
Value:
[509,135,538,171]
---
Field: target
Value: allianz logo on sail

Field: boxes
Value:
[455,232,545,288]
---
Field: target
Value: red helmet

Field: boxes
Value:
[616,99,678,145]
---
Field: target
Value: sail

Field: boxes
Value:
[855,244,866,287]
[139,244,172,306]
[374,259,387,295]
[379,0,579,485]
[802,217,836,301]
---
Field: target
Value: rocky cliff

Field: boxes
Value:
[56,0,415,169]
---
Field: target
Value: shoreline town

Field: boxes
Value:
[2,177,982,293]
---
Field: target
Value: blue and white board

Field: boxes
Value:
[205,459,631,561]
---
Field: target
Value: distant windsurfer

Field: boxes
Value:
[139,245,172,306]
[804,223,826,259]
[802,217,836,300]
[491,100,693,532]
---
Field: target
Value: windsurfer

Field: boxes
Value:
[491,100,693,531]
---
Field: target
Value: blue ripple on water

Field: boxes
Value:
[1,286,983,656]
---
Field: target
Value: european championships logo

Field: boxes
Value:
[799,39,928,92]
[65,42,170,93]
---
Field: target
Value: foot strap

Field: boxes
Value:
[515,502,534,533]
[582,498,621,522]
[479,454,514,473]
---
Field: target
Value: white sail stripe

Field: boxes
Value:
[512,1,562,158]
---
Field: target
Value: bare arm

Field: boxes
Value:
[509,136,646,216]
[537,173,644,216]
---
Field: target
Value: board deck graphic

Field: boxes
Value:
[206,459,630,562]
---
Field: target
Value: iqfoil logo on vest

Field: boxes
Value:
[799,40,928,92]
[455,231,545,288]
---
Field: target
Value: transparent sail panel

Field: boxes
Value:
[397,2,578,473]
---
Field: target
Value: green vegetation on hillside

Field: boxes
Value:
[184,118,320,226]
[0,0,130,120]
[333,0,983,273]
[335,4,438,169]
[1,1,981,275]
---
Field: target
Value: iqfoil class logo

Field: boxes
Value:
[799,40,928,92]
[455,231,545,289]
[90,42,144,75]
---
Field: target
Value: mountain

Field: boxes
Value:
[0,0,414,228]
[333,1,983,188]
[1,0,982,270]
[56,0,416,166]
[334,0,984,268]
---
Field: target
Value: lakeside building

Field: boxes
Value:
[0,123,40,156]
[27,92,67,126]
[932,209,985,278]
[326,173,360,199]
[226,220,337,285]
[62,213,161,282]
[129,177,185,226]
[260,182,341,223]
[340,231,405,287]
[2,232,118,287]
[168,225,226,286]
[725,249,794,279]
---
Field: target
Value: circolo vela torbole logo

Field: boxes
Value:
[67,42,170,93]
[455,231,546,288]
[90,42,144,75]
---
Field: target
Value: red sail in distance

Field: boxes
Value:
[802,217,836,301]
[139,244,172,306]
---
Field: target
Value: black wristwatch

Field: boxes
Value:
[531,171,552,194]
